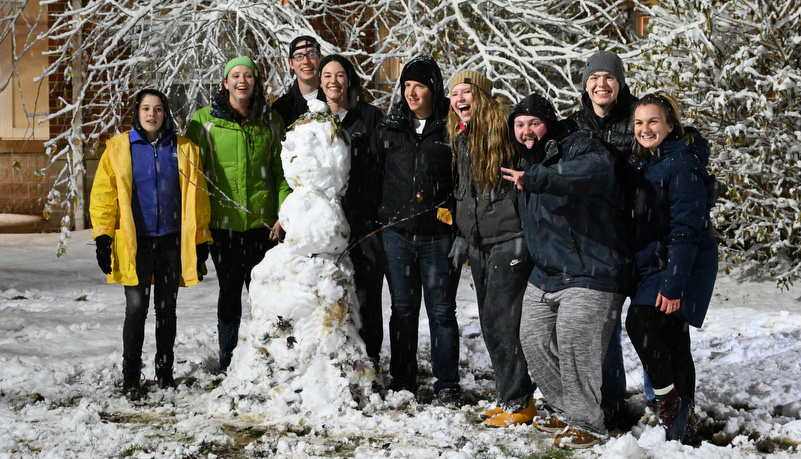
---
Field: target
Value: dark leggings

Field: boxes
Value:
[123,234,181,370]
[626,304,696,399]
[210,228,276,325]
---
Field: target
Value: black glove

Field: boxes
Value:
[196,243,209,281]
[95,235,112,275]
[448,236,469,270]
[359,233,384,265]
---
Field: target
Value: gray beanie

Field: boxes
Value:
[581,50,626,90]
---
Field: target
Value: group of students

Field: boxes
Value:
[88,35,718,450]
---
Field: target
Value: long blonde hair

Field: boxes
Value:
[447,84,517,192]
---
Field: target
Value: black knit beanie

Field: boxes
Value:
[401,61,437,93]
[508,93,557,134]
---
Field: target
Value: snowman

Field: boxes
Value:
[216,99,374,420]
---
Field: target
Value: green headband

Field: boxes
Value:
[224,56,256,78]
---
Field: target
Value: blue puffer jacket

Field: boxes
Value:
[519,131,631,293]
[629,132,718,327]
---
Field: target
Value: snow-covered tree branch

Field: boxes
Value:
[5,0,800,287]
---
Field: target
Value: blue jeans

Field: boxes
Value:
[382,229,461,392]
[601,314,628,413]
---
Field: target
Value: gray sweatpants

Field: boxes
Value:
[520,284,625,435]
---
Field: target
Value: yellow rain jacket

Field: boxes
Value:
[89,132,212,286]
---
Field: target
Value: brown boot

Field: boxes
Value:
[479,406,505,420]
[532,415,568,433]
[554,428,601,449]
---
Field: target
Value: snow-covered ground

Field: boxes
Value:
[1,229,800,458]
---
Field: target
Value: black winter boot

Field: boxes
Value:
[654,389,681,432]
[122,358,142,401]
[681,403,700,446]
[155,355,175,390]
[217,321,239,374]
[667,397,699,445]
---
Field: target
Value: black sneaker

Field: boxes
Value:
[434,387,461,408]
[388,381,417,395]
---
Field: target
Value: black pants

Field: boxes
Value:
[350,233,386,364]
[469,237,534,410]
[210,228,277,325]
[123,234,181,372]
[626,304,696,399]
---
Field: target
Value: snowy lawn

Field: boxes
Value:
[1,230,800,458]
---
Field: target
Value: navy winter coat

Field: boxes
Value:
[519,131,631,294]
[629,133,718,327]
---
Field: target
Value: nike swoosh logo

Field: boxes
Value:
[510,259,521,266]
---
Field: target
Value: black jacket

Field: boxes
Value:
[566,86,638,162]
[372,55,453,237]
[452,132,523,246]
[568,85,638,258]
[519,131,632,293]
[272,81,323,128]
[340,101,384,239]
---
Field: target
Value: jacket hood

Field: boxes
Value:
[210,90,245,124]
[684,126,710,167]
[508,93,565,162]
[396,54,447,120]
[131,89,176,143]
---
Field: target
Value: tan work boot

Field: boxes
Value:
[483,396,536,427]
[479,406,505,420]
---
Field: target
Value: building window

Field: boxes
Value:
[635,13,650,37]
[0,1,50,140]
[374,24,401,95]
[632,0,660,38]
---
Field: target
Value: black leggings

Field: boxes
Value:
[626,304,696,399]
[210,228,276,325]
[123,234,181,369]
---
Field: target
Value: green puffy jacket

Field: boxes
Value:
[185,94,290,232]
